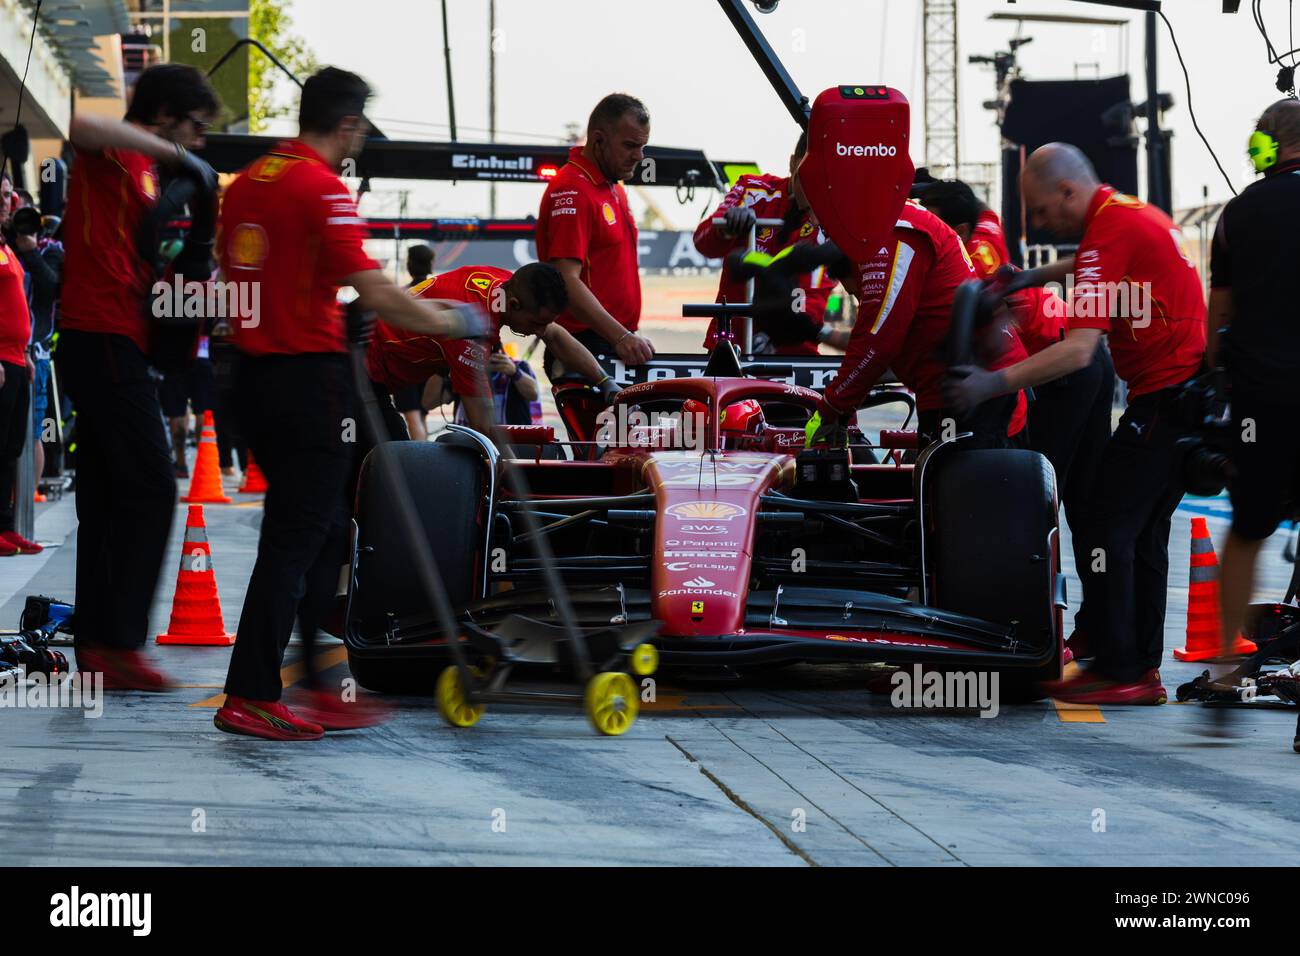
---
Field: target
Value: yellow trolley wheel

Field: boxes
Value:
[436,665,486,728]
[630,643,659,677]
[584,672,639,736]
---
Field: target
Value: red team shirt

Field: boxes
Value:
[535,146,640,336]
[219,139,378,356]
[366,265,508,398]
[824,200,1027,431]
[59,146,161,352]
[692,172,833,355]
[0,242,31,365]
[1069,185,1205,398]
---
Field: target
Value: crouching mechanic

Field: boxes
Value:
[215,67,486,741]
[366,262,620,444]
[944,143,1205,705]
[692,131,835,354]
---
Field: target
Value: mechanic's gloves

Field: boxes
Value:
[943,365,1009,417]
[805,408,852,449]
[595,375,621,405]
[443,301,491,340]
[721,205,757,238]
[172,145,219,196]
[344,300,376,346]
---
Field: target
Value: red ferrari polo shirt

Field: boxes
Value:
[0,242,31,365]
[535,145,640,336]
[59,145,161,352]
[220,139,378,356]
[366,265,507,397]
[1069,185,1205,398]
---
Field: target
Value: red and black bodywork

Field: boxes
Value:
[343,356,1067,691]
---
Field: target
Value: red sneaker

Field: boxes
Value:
[75,647,173,691]
[0,536,17,557]
[1065,629,1092,661]
[288,688,391,731]
[215,696,324,741]
[1061,644,1075,666]
[1045,668,1167,705]
[1,531,43,555]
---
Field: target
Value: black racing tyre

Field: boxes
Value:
[930,448,1061,699]
[347,441,486,693]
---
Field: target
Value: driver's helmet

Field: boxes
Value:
[720,398,766,442]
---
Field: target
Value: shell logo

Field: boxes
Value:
[228,222,269,270]
[601,201,617,225]
[141,170,159,200]
[666,501,746,521]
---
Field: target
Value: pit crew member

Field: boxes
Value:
[55,64,220,690]
[944,143,1206,705]
[216,67,483,741]
[692,131,834,354]
[367,262,617,442]
[536,93,654,375]
[805,196,1029,448]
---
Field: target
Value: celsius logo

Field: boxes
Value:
[836,142,898,157]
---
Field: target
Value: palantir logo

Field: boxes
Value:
[836,142,898,157]
[50,886,152,936]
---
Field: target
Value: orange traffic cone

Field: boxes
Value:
[157,504,235,646]
[182,410,231,504]
[1173,517,1257,661]
[238,453,267,494]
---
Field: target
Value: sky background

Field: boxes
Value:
[267,0,1299,229]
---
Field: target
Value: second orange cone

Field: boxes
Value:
[182,409,231,504]
[238,453,267,494]
[1173,517,1257,662]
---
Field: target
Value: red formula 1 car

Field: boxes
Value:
[343,341,1066,700]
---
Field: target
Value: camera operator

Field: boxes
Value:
[944,143,1206,705]
[1212,101,1300,724]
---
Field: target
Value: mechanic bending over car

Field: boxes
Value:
[536,93,655,376]
[693,130,836,355]
[794,193,1030,449]
[920,178,1114,656]
[365,262,619,446]
[944,143,1206,706]
[214,67,485,741]
[1210,100,1300,749]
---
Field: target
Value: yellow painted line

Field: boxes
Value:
[1052,699,1106,722]
[1048,660,1105,722]
[642,692,739,713]
[190,645,351,708]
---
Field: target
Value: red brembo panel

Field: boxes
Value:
[798,85,914,263]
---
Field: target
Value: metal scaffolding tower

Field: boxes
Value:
[923,0,960,170]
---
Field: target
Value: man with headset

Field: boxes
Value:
[1212,100,1300,752]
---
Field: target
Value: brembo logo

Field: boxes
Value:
[836,142,898,157]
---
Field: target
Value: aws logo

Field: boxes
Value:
[666,501,746,522]
[228,222,269,270]
[251,154,297,182]
[601,201,617,225]
[464,272,496,298]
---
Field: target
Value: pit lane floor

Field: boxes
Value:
[4,323,1298,867]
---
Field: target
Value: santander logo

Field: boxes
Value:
[836,142,898,157]
[681,577,715,588]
